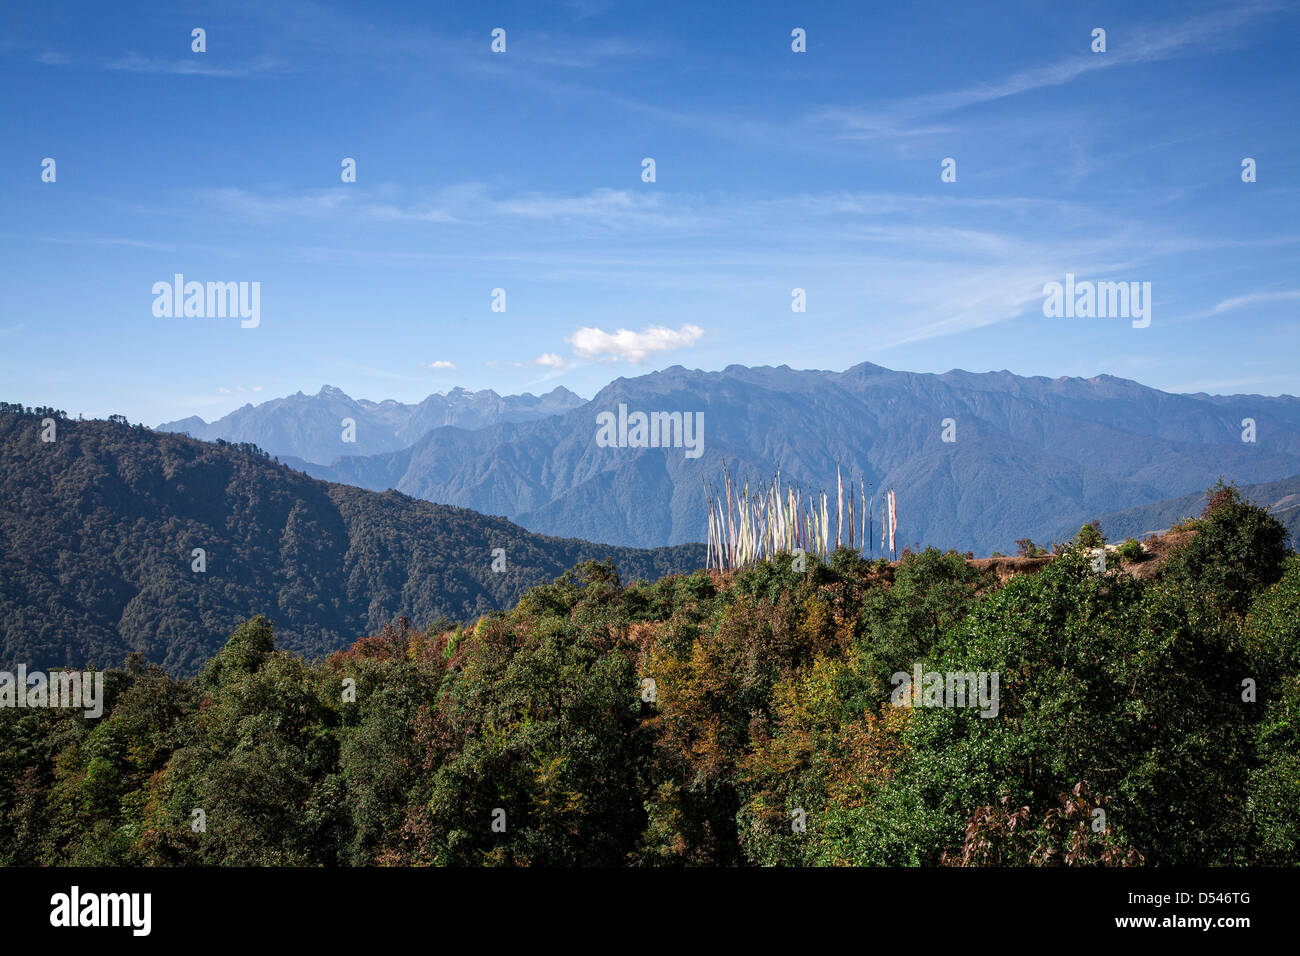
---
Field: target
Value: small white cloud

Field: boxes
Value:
[567,324,704,364]
[428,360,458,371]
[512,352,572,370]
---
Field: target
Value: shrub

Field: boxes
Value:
[1116,538,1144,562]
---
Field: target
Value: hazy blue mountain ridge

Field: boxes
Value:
[157,384,585,465]
[292,362,1300,554]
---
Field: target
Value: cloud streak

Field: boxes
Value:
[108,53,286,77]
[816,1,1281,138]
[1211,290,1300,314]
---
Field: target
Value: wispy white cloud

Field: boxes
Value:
[428,360,458,371]
[487,188,702,230]
[36,235,179,252]
[366,203,458,223]
[561,0,615,20]
[202,188,355,219]
[810,110,954,142]
[196,183,1098,242]
[1210,289,1300,314]
[198,186,459,224]
[817,1,1282,139]
[106,53,286,77]
[67,171,1288,361]
[516,34,660,69]
[197,184,697,231]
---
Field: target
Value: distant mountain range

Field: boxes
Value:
[262,362,1300,555]
[157,384,585,465]
[10,356,1300,674]
[0,410,701,676]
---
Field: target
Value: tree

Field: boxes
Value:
[1076,521,1104,550]
[1161,481,1289,617]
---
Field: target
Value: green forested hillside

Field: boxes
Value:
[0,408,703,675]
[2,485,1294,866]
[1071,473,1300,547]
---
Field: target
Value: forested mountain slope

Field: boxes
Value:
[0,407,701,675]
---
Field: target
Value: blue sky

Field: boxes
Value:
[3,0,1298,424]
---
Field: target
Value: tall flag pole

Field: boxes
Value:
[847,476,854,552]
[836,463,843,550]
[704,479,712,570]
[725,469,734,569]
[888,488,898,560]
[881,494,886,556]
[821,490,829,556]
[858,477,865,557]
